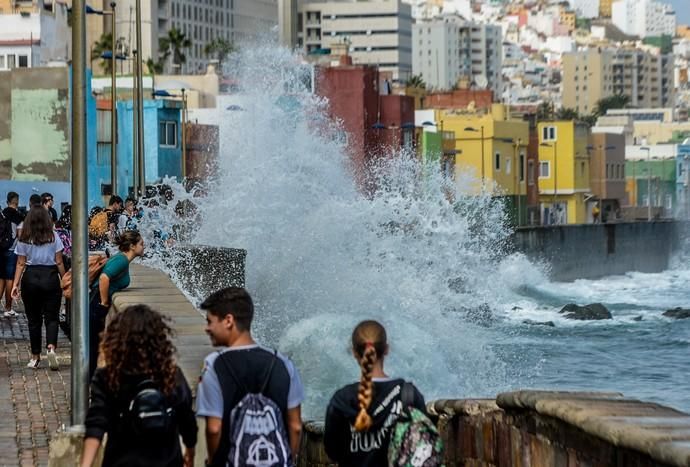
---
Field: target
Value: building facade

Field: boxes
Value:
[569,0,600,18]
[298,0,413,83]
[589,132,627,217]
[113,0,277,75]
[413,14,502,95]
[562,47,675,116]
[537,121,591,225]
[611,0,676,38]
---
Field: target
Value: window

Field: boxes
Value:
[519,154,525,182]
[159,121,178,147]
[542,126,557,141]
[665,194,672,210]
[0,56,5,69]
[7,55,15,69]
[494,152,500,171]
[18,55,28,68]
[581,162,585,177]
[505,157,511,174]
[539,161,550,178]
[528,160,534,185]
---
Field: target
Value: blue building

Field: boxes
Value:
[91,99,182,205]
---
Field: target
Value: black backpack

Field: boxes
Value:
[0,212,13,251]
[123,379,175,437]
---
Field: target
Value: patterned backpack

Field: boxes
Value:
[387,383,445,467]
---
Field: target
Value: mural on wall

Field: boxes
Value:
[0,68,70,182]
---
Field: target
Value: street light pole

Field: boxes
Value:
[132,49,138,195]
[135,0,145,197]
[181,88,187,179]
[70,0,90,425]
[109,2,117,197]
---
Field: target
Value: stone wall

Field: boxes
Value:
[298,391,690,467]
[511,221,676,281]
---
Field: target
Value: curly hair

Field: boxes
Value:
[352,320,388,432]
[100,304,177,395]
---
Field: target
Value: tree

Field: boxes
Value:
[146,58,164,75]
[555,107,580,121]
[537,101,554,121]
[406,74,427,89]
[593,94,630,117]
[91,33,113,75]
[204,37,234,69]
[159,28,192,74]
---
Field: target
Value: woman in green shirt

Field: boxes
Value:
[89,230,145,378]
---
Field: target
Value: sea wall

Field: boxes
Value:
[511,221,678,281]
[298,391,690,467]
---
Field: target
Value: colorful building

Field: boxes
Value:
[625,144,677,218]
[588,132,627,220]
[537,121,591,225]
[676,144,690,219]
[441,104,530,225]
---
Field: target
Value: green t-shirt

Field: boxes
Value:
[102,253,131,298]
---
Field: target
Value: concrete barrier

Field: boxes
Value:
[299,391,690,467]
[512,221,676,281]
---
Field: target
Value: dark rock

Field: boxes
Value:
[512,306,523,311]
[559,303,612,320]
[523,319,555,327]
[632,315,643,322]
[663,308,690,319]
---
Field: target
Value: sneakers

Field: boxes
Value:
[47,349,59,371]
[26,358,40,369]
[3,310,16,318]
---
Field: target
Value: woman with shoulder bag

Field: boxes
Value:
[89,230,145,378]
[11,206,66,369]
[81,304,197,467]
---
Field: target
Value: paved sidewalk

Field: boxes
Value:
[0,307,72,467]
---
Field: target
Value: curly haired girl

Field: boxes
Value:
[81,305,197,467]
[323,320,427,466]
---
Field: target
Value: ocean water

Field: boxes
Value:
[145,45,690,419]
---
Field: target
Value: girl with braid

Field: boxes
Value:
[324,320,426,466]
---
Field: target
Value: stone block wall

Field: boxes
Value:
[298,392,690,467]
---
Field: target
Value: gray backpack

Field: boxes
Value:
[218,350,293,467]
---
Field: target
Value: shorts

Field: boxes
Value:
[0,250,17,280]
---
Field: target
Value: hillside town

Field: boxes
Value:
[0,0,688,226]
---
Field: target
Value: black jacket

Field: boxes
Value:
[85,366,197,467]
[324,378,426,467]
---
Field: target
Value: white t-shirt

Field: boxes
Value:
[14,232,64,265]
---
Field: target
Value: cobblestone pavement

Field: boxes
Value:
[0,303,71,467]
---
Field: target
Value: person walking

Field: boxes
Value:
[41,192,58,224]
[196,287,304,467]
[55,206,72,339]
[323,320,427,467]
[81,304,197,467]
[89,230,145,377]
[10,207,66,369]
[1,191,23,317]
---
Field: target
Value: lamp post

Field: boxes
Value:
[70,0,89,426]
[641,146,651,221]
[541,141,558,224]
[135,0,145,198]
[109,2,117,196]
[464,126,485,185]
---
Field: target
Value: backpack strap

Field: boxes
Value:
[401,382,415,408]
[259,350,278,395]
[216,350,249,393]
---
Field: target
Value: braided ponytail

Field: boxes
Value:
[354,344,376,431]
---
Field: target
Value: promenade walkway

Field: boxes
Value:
[0,263,211,466]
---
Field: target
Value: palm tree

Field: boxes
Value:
[406,74,427,89]
[203,37,234,69]
[159,28,191,74]
[91,33,113,75]
[145,58,164,76]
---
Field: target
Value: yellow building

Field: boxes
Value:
[537,121,591,224]
[599,0,615,18]
[440,105,530,223]
[559,8,576,33]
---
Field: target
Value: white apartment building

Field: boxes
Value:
[0,0,70,70]
[298,0,413,82]
[569,0,600,19]
[114,0,278,74]
[611,0,676,38]
[412,13,502,95]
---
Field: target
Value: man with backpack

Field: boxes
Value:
[88,196,123,249]
[196,287,304,467]
[0,192,24,317]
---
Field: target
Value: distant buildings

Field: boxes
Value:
[569,0,600,19]
[562,47,675,115]
[412,14,502,95]
[611,0,677,38]
[298,0,413,83]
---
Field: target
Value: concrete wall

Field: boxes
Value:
[512,221,675,281]
[299,391,690,467]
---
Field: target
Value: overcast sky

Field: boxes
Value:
[668,0,689,25]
